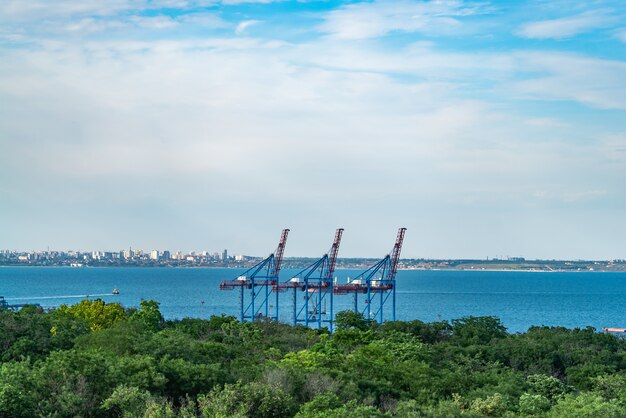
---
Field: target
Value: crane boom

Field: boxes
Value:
[387,227,407,281]
[325,228,344,279]
[271,228,290,277]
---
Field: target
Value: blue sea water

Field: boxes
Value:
[2,267,626,333]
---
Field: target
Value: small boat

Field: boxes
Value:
[603,327,626,333]
[112,288,119,295]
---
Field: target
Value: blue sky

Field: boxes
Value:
[1,0,626,259]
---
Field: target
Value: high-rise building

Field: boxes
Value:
[162,250,171,260]
[222,249,228,261]
[150,250,159,260]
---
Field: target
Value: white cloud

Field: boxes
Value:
[0,0,136,20]
[617,28,626,43]
[517,11,613,39]
[0,0,218,24]
[179,12,228,28]
[601,134,626,162]
[235,20,259,35]
[64,17,129,33]
[221,0,282,5]
[319,0,491,39]
[511,52,626,110]
[2,38,622,196]
[130,15,178,29]
[62,15,183,34]
[0,39,511,186]
[524,117,569,128]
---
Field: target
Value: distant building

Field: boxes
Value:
[222,249,228,261]
[162,250,171,260]
[150,250,159,261]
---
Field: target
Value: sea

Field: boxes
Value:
[2,266,626,333]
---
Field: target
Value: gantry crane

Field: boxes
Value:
[0,296,36,311]
[333,227,406,323]
[219,229,289,322]
[274,228,343,331]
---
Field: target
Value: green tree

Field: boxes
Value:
[198,382,296,418]
[0,361,39,418]
[451,316,507,345]
[131,300,164,331]
[297,400,389,418]
[469,393,508,416]
[548,393,625,417]
[592,373,626,401]
[295,392,343,417]
[101,385,152,418]
[518,393,551,415]
[335,311,375,331]
[526,374,566,402]
[56,299,126,331]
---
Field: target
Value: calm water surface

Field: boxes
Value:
[2,267,626,333]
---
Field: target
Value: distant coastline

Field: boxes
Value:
[1,258,625,272]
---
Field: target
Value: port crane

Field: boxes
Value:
[274,228,343,331]
[334,227,406,323]
[0,296,37,311]
[219,229,289,322]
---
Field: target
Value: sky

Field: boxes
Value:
[1,0,626,260]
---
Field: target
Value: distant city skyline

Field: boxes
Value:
[3,248,626,273]
[1,1,626,260]
[0,246,619,263]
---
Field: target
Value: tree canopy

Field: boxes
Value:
[2,301,626,417]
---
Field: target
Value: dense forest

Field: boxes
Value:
[2,300,626,417]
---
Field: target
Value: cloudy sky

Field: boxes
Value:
[1,0,625,259]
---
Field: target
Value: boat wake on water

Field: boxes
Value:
[5,293,115,301]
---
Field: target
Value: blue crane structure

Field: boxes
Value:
[274,228,343,331]
[333,228,406,323]
[219,229,289,322]
[0,296,38,311]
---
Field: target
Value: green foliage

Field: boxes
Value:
[335,310,376,331]
[548,392,625,417]
[592,373,626,400]
[143,398,178,418]
[198,382,296,418]
[131,300,165,331]
[56,298,126,331]
[299,399,390,417]
[281,349,331,371]
[295,392,343,417]
[377,319,452,344]
[101,385,152,418]
[526,374,566,402]
[518,393,551,415]
[451,316,507,345]
[468,393,508,416]
[0,361,38,418]
[4,301,626,417]
[0,305,90,362]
